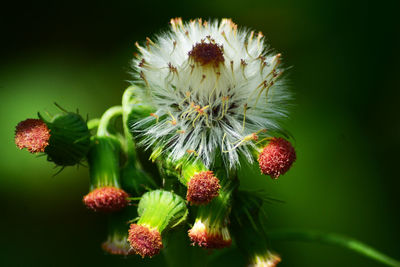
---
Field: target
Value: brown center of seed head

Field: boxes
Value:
[188,42,224,67]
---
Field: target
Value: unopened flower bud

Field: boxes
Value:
[180,160,220,205]
[40,109,91,166]
[188,218,232,249]
[128,190,187,258]
[188,183,233,249]
[83,137,129,212]
[15,119,50,153]
[83,187,129,213]
[187,171,220,205]
[128,224,162,258]
[258,138,296,179]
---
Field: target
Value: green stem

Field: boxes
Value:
[267,229,400,267]
[97,106,123,137]
[122,87,137,164]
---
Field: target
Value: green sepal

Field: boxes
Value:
[88,136,121,190]
[158,155,207,186]
[195,181,235,227]
[180,159,207,186]
[39,111,91,166]
[137,190,187,232]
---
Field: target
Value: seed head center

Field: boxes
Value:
[188,42,224,67]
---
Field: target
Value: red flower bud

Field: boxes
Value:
[187,171,220,205]
[188,219,232,249]
[258,138,296,179]
[83,186,129,213]
[128,224,163,258]
[15,119,50,153]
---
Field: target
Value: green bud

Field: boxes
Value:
[39,110,91,166]
[188,182,234,249]
[127,190,187,258]
[137,190,187,232]
[180,159,207,185]
[88,136,121,190]
[83,136,129,213]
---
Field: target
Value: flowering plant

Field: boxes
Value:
[14,18,399,267]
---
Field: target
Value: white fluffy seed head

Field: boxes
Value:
[131,18,291,168]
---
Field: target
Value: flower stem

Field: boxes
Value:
[267,229,400,267]
[97,106,123,137]
[122,87,137,163]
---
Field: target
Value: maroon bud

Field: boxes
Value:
[15,119,50,153]
[187,171,220,205]
[83,187,129,213]
[128,224,163,258]
[258,137,296,179]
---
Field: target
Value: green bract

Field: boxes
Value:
[137,190,187,232]
[39,111,90,166]
[195,181,233,227]
[88,136,121,190]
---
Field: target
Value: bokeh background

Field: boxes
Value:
[1,0,399,266]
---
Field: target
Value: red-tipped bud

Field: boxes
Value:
[258,138,296,179]
[83,186,129,213]
[15,119,50,153]
[187,171,220,205]
[188,220,232,249]
[128,224,163,258]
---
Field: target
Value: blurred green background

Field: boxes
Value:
[1,0,399,266]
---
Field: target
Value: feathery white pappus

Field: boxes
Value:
[131,18,291,168]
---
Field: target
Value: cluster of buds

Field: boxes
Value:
[14,18,297,265]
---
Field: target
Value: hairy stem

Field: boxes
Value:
[267,229,400,267]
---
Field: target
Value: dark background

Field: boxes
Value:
[1,0,399,266]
